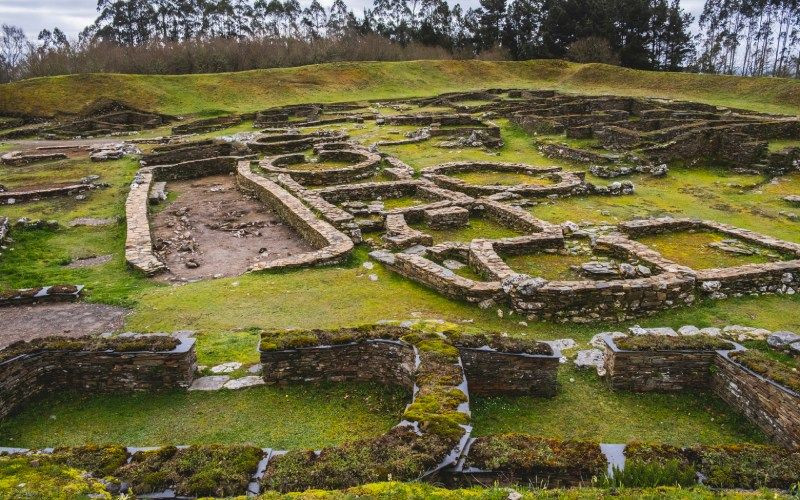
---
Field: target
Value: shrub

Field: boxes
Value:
[607,459,697,488]
[566,37,621,65]
[730,350,800,393]
[615,336,734,352]
[694,444,800,490]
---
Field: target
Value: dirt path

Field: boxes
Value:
[151,174,313,282]
[0,303,128,348]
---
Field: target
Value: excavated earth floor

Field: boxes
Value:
[0,303,128,348]
[151,174,313,282]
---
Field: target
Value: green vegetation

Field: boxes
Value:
[465,433,607,477]
[410,216,523,244]
[0,456,112,499]
[615,335,735,352]
[0,383,407,449]
[0,334,178,362]
[118,445,262,496]
[635,231,790,270]
[502,252,625,281]
[471,366,767,446]
[4,61,800,117]
[730,350,800,393]
[451,170,555,186]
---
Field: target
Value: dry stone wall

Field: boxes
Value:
[0,336,196,419]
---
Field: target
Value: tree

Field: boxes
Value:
[0,24,29,83]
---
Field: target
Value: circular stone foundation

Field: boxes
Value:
[421,161,585,197]
[258,148,382,185]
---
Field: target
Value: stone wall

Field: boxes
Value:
[236,161,354,270]
[259,149,381,186]
[603,337,800,449]
[0,285,83,307]
[260,340,416,389]
[459,348,558,397]
[603,338,720,391]
[421,162,583,198]
[0,336,196,419]
[713,353,800,449]
[124,169,166,275]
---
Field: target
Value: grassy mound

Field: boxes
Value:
[2,60,800,117]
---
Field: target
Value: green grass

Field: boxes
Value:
[635,230,790,270]
[451,170,555,186]
[409,217,523,244]
[471,366,767,446]
[0,383,407,449]
[502,252,626,280]
[4,60,800,117]
[767,138,800,152]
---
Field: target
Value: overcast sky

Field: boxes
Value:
[1,0,706,40]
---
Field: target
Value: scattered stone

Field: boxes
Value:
[368,274,379,282]
[65,254,113,269]
[247,364,263,374]
[223,376,265,390]
[678,325,701,336]
[722,325,771,341]
[699,327,722,337]
[767,331,800,348]
[210,361,242,374]
[442,259,466,271]
[574,349,606,376]
[189,376,230,391]
[790,341,800,354]
[629,325,678,336]
[589,331,627,349]
[67,217,117,227]
[362,261,374,270]
[549,338,577,352]
[783,195,800,206]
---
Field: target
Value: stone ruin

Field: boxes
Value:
[111,89,800,322]
[39,99,174,139]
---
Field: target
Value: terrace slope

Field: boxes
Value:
[2,60,800,117]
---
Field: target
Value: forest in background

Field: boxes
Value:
[0,0,797,82]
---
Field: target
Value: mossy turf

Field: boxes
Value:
[0,383,407,449]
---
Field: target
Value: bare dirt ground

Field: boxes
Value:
[151,174,313,282]
[0,303,128,348]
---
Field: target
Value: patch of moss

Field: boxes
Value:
[730,350,800,393]
[694,444,800,490]
[262,427,455,493]
[116,444,262,496]
[465,433,606,478]
[0,456,111,499]
[0,335,179,362]
[49,444,128,477]
[615,336,735,352]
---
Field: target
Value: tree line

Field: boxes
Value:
[0,0,797,83]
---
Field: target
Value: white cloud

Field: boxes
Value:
[1,0,706,41]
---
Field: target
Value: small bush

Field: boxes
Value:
[607,459,697,487]
[566,37,621,65]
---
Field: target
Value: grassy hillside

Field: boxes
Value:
[2,59,800,117]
